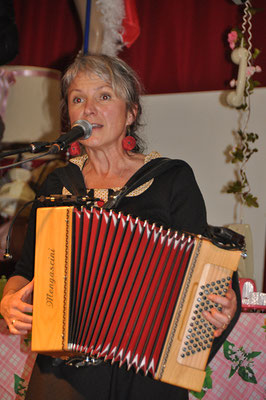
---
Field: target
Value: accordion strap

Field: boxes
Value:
[55,162,87,196]
[103,157,178,209]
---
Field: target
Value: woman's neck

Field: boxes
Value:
[82,147,145,189]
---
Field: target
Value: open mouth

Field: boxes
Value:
[91,123,103,129]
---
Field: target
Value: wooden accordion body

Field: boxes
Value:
[32,206,242,392]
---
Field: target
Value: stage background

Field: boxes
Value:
[2,0,266,289]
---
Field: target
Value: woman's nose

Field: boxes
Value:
[83,99,97,116]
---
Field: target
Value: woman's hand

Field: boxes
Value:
[0,279,33,335]
[202,287,237,338]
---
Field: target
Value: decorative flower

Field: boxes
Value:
[228,30,238,49]
[230,79,237,88]
[0,69,16,85]
[223,340,261,383]
[246,65,262,78]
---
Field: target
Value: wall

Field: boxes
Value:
[142,88,266,290]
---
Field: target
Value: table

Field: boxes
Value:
[0,321,36,399]
[189,313,265,400]
[0,313,265,399]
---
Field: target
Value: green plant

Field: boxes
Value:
[226,129,259,208]
[225,5,262,209]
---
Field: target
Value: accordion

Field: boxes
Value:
[32,205,242,392]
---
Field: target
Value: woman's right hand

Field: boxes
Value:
[0,278,33,335]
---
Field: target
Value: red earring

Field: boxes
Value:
[69,141,81,156]
[122,127,136,151]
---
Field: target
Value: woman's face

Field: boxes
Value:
[67,72,135,151]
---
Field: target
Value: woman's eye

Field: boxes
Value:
[100,93,111,101]
[73,97,83,104]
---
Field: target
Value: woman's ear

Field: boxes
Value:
[126,105,138,125]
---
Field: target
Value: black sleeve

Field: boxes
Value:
[169,161,208,234]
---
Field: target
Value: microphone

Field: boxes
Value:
[49,120,92,154]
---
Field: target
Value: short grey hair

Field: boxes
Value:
[61,54,145,153]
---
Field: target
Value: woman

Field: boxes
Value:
[0,54,239,400]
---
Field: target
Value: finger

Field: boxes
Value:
[202,309,228,329]
[8,319,31,335]
[9,326,29,336]
[12,320,32,332]
[8,310,33,326]
[18,301,33,314]
[207,293,231,308]
[225,287,235,300]
[213,328,224,338]
[20,280,34,303]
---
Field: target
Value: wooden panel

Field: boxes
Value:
[32,206,73,352]
[156,239,241,392]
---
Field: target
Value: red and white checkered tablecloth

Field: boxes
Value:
[0,320,36,399]
[0,313,265,399]
[189,313,266,400]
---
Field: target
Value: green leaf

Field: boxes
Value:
[246,133,259,142]
[238,366,257,383]
[252,80,261,87]
[243,194,259,208]
[248,7,264,16]
[231,148,244,162]
[189,389,206,399]
[14,374,27,396]
[227,181,244,194]
[247,351,261,360]
[252,48,261,59]
[205,365,212,378]
[229,366,238,378]
[223,340,236,360]
[205,375,213,389]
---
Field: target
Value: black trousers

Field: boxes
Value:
[26,355,188,400]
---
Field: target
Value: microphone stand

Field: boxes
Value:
[0,142,57,171]
[0,142,50,159]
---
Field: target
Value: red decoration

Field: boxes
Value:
[122,135,136,151]
[121,0,140,48]
[97,199,105,207]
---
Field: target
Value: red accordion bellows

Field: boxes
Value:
[68,207,195,375]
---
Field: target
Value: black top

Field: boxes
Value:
[14,159,240,400]
[15,159,207,282]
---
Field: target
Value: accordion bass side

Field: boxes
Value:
[32,206,242,392]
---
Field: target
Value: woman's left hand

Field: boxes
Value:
[202,287,237,338]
